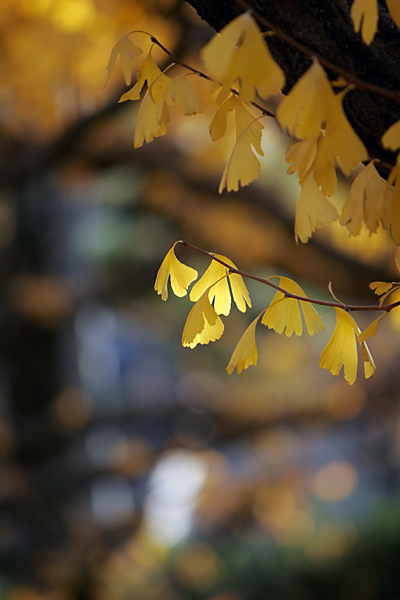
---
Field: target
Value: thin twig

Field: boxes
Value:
[180,240,400,313]
[149,35,275,118]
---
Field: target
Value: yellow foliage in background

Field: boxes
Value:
[0,0,178,138]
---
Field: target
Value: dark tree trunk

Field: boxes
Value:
[185,0,400,170]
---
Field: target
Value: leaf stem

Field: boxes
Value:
[148,35,275,118]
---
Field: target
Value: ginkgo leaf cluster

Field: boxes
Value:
[106,11,400,249]
[153,243,389,385]
[106,10,400,386]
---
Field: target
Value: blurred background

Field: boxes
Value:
[1,1,400,599]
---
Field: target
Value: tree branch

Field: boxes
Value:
[180,240,399,313]
[184,0,400,168]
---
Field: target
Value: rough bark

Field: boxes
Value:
[185,0,400,171]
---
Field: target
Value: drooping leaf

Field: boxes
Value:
[154,242,198,300]
[382,119,400,151]
[357,313,386,343]
[119,51,162,102]
[277,60,334,139]
[294,171,339,243]
[312,141,338,197]
[201,12,285,104]
[262,294,302,337]
[210,94,264,144]
[319,308,359,385]
[279,63,367,189]
[182,289,224,348]
[351,0,378,45]
[219,119,264,193]
[227,313,262,375]
[234,100,264,146]
[133,72,171,147]
[321,90,368,177]
[386,0,400,30]
[286,138,318,185]
[361,340,376,378]
[300,296,325,335]
[190,255,251,315]
[360,162,389,234]
[229,268,252,313]
[190,261,231,316]
[158,75,204,127]
[261,276,323,336]
[390,174,400,243]
[105,34,143,87]
[340,163,376,236]
[209,95,237,141]
[310,89,368,195]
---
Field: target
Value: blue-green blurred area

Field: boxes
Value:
[1,2,400,600]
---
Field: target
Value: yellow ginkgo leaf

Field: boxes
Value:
[182,289,224,348]
[357,313,386,343]
[369,281,394,295]
[371,281,400,307]
[209,95,236,141]
[386,0,400,29]
[105,34,143,87]
[360,162,388,234]
[262,295,302,337]
[277,60,334,139]
[201,16,245,89]
[380,157,400,243]
[227,313,263,375]
[190,261,231,315]
[361,340,376,378]
[279,64,366,186]
[312,146,338,197]
[340,162,381,236]
[234,100,264,145]
[310,91,367,194]
[294,171,339,243]
[154,242,198,301]
[340,167,365,237]
[229,270,252,313]
[319,308,359,385]
[364,187,392,234]
[219,119,264,193]
[389,291,400,329]
[201,12,285,104]
[158,75,204,126]
[322,90,368,177]
[351,0,378,45]
[390,171,400,244]
[210,95,264,145]
[119,51,162,102]
[300,297,325,335]
[133,72,171,148]
[286,137,318,184]
[382,119,400,151]
[190,255,251,315]
[261,276,323,336]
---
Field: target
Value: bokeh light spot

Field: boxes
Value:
[312,461,357,502]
